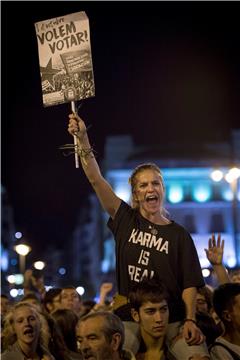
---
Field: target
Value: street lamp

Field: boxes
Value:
[210,166,240,264]
[33,261,46,270]
[14,243,31,274]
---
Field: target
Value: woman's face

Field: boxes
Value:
[13,306,40,346]
[133,169,164,216]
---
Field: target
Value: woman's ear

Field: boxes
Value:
[132,191,138,201]
[131,308,140,323]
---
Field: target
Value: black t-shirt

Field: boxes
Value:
[108,201,205,323]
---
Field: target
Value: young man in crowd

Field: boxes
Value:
[128,278,170,359]
[60,286,83,317]
[129,278,209,360]
[210,282,240,359]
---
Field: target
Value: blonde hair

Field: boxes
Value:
[128,163,168,216]
[2,302,45,351]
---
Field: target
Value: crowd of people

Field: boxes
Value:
[1,251,240,360]
[1,112,240,359]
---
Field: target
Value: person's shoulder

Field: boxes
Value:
[113,200,134,219]
[213,336,240,349]
[122,348,137,360]
[168,220,188,233]
[65,350,82,360]
[1,352,12,360]
[1,343,23,360]
[120,200,132,210]
[41,345,57,360]
[210,336,240,359]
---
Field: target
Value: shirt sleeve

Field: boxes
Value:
[210,346,237,360]
[178,228,205,289]
[107,200,132,239]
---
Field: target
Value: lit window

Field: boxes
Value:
[193,184,211,202]
[222,188,233,201]
[209,213,225,233]
[184,214,196,233]
[168,184,184,203]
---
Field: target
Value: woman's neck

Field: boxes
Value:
[140,210,170,225]
[18,340,39,359]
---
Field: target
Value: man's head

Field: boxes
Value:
[213,283,240,331]
[21,292,42,312]
[129,278,169,340]
[230,269,240,284]
[196,286,213,314]
[76,311,124,360]
[60,286,82,314]
[43,288,62,313]
[1,294,10,316]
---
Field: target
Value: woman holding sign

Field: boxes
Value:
[67,113,210,360]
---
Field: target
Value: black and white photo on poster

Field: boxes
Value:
[35,11,95,107]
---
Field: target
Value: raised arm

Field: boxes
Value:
[204,233,230,284]
[68,113,121,219]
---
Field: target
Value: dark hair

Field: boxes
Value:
[213,283,240,323]
[21,292,41,304]
[230,268,240,281]
[45,314,70,360]
[128,277,168,312]
[197,286,213,312]
[81,299,96,316]
[1,294,9,300]
[196,311,222,347]
[61,286,82,301]
[32,269,44,279]
[51,308,79,352]
[44,288,62,305]
[78,311,125,351]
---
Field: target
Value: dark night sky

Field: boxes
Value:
[2,1,240,261]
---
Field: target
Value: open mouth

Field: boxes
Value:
[146,195,158,203]
[83,354,94,360]
[23,328,34,336]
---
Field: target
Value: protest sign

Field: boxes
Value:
[35,11,95,107]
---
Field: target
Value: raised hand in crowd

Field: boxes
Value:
[204,233,230,284]
[99,282,113,305]
[205,233,224,266]
[92,282,113,312]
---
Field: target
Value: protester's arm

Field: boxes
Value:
[204,233,230,284]
[23,269,33,295]
[31,275,46,299]
[68,113,121,219]
[98,282,113,306]
[23,270,46,299]
[182,287,205,345]
[92,282,113,311]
